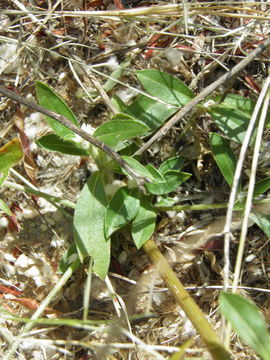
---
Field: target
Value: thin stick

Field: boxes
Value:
[232,76,270,294]
[0,85,148,188]
[222,77,270,293]
[83,258,93,321]
[224,75,270,348]
[1,3,268,20]
[135,36,270,155]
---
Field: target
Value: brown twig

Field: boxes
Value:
[0,85,148,188]
[135,36,270,156]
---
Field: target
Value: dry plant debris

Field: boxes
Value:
[0,0,270,359]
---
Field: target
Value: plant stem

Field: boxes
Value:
[155,202,228,212]
[143,238,232,360]
[3,180,75,213]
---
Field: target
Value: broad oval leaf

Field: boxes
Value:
[36,82,79,140]
[208,105,256,144]
[159,156,185,175]
[146,170,191,195]
[121,156,154,180]
[212,93,270,127]
[125,95,176,130]
[219,292,270,360]
[36,134,91,156]
[104,187,140,238]
[93,114,150,150]
[131,196,156,249]
[213,94,256,117]
[136,70,194,106]
[145,164,165,182]
[163,170,191,192]
[0,138,23,175]
[73,172,110,279]
[209,132,237,187]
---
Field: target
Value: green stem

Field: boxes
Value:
[155,197,270,213]
[143,238,232,360]
[156,202,228,212]
[3,180,75,212]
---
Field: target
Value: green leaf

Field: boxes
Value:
[73,172,110,279]
[159,156,185,175]
[58,243,81,274]
[111,94,127,112]
[0,169,9,187]
[211,93,270,130]
[121,156,154,180]
[155,196,177,207]
[249,212,270,238]
[0,198,12,216]
[219,292,270,360]
[0,138,23,175]
[208,105,256,145]
[125,95,176,130]
[212,94,270,125]
[136,70,194,106]
[103,57,131,93]
[36,134,91,156]
[213,94,256,117]
[119,142,140,157]
[145,164,165,182]
[209,132,237,187]
[104,187,140,238]
[93,114,150,150]
[36,82,79,140]
[253,177,270,198]
[163,170,191,191]
[131,195,156,249]
[146,170,191,195]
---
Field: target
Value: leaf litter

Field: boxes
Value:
[0,1,270,359]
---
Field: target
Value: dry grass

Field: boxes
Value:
[0,0,270,359]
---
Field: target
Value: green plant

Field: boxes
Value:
[209,118,270,237]
[34,76,194,278]
[219,292,270,360]
[2,69,270,359]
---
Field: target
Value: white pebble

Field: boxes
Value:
[58,71,67,83]
[22,208,38,219]
[0,43,19,74]
[245,254,256,263]
[0,216,9,228]
[15,254,34,268]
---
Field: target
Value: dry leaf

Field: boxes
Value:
[172,214,251,263]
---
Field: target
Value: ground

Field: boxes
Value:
[0,1,270,359]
